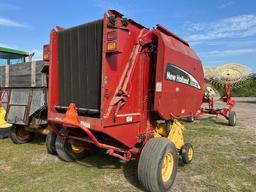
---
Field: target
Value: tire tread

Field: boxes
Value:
[55,129,73,162]
[46,131,57,155]
[138,137,178,192]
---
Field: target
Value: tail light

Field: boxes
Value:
[107,31,117,41]
[106,31,119,53]
[107,41,117,51]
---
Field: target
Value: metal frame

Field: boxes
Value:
[195,82,236,120]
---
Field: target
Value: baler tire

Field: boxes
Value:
[46,130,57,155]
[9,125,34,144]
[55,128,88,162]
[138,137,178,192]
[66,144,88,161]
[228,111,236,126]
[55,129,73,162]
[181,143,193,164]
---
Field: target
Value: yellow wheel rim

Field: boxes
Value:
[71,144,85,154]
[188,147,193,161]
[161,153,174,182]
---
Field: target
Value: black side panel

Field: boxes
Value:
[57,19,103,113]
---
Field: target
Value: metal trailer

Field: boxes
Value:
[0,47,31,138]
[1,87,48,143]
[46,10,204,192]
[0,46,49,142]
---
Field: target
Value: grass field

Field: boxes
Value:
[0,98,255,192]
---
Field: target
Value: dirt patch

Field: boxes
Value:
[31,152,59,165]
[173,172,208,192]
[207,135,235,146]
[0,188,11,192]
[0,160,11,172]
[241,155,256,174]
[200,97,256,132]
[233,97,256,132]
[100,171,131,188]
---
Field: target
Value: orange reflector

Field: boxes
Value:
[43,53,49,61]
[107,41,117,51]
[43,44,49,61]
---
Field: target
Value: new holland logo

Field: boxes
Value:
[165,64,201,90]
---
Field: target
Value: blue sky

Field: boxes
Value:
[0,0,255,72]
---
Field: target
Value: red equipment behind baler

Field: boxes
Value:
[47,10,204,192]
[195,82,236,126]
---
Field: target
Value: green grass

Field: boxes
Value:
[179,119,256,192]
[0,118,255,192]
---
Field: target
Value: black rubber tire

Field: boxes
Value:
[228,111,236,126]
[138,137,178,192]
[55,129,73,162]
[9,125,34,144]
[55,128,88,162]
[187,117,194,122]
[46,130,57,155]
[0,128,10,139]
[181,143,193,164]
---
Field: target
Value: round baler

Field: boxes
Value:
[46,10,204,192]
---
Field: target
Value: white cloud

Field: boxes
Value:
[0,3,19,11]
[190,39,256,47]
[200,48,256,57]
[219,1,234,9]
[186,15,256,42]
[204,60,226,64]
[0,17,29,28]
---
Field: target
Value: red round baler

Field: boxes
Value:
[47,10,204,192]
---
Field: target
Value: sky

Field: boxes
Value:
[0,0,255,72]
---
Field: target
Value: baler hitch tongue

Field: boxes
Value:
[53,104,133,162]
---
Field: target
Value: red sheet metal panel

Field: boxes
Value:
[153,27,204,120]
[48,12,150,148]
